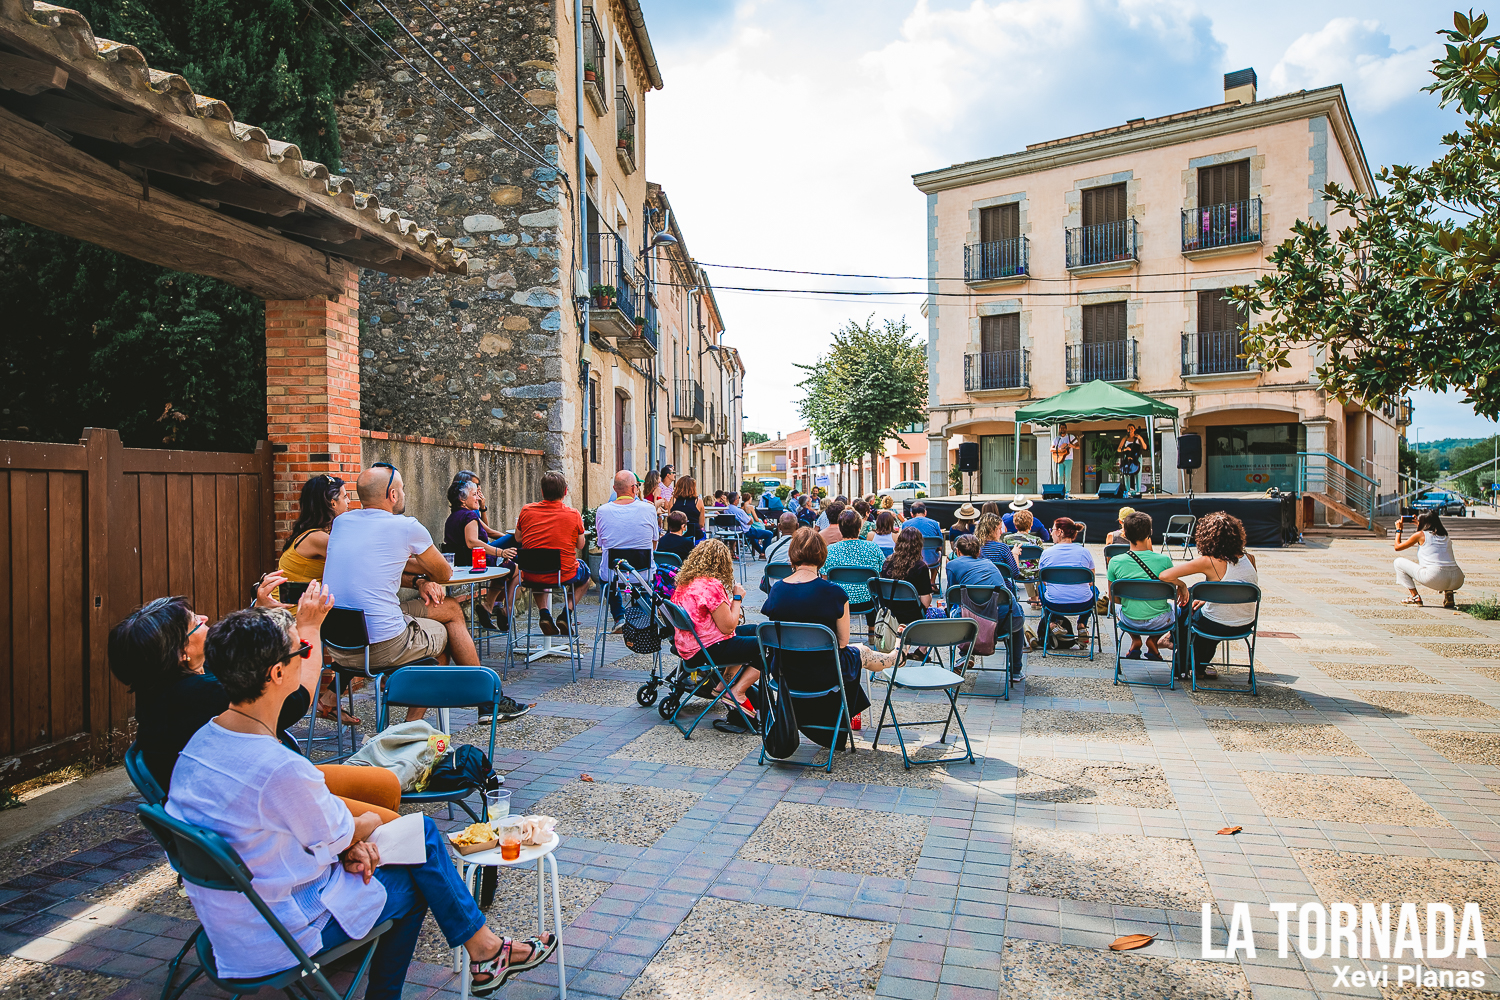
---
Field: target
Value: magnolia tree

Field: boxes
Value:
[1232,10,1500,416]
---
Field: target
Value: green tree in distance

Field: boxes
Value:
[743,431,770,445]
[1231,10,1500,417]
[0,0,362,450]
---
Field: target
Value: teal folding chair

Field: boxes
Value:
[1103,543,1129,564]
[654,551,683,570]
[1185,581,1261,695]
[1037,565,1101,660]
[378,665,502,822]
[871,618,977,769]
[754,621,854,772]
[944,584,1015,700]
[658,599,750,740]
[134,803,392,1000]
[827,565,879,641]
[1109,580,1178,689]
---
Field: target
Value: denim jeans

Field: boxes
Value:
[745,525,774,555]
[319,815,484,1000]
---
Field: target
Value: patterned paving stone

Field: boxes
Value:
[0,957,125,1000]
[997,939,1252,999]
[1311,661,1438,683]
[1408,729,1500,766]
[1380,623,1486,637]
[413,869,608,966]
[622,897,891,999]
[78,861,194,920]
[1009,828,1211,910]
[800,740,951,788]
[737,801,926,878]
[1204,719,1370,757]
[1189,682,1311,710]
[1021,709,1150,745]
[1295,848,1500,928]
[532,780,700,848]
[1241,771,1450,827]
[541,677,652,707]
[0,805,143,883]
[1285,641,1391,657]
[455,714,598,753]
[1022,675,1134,701]
[1419,643,1500,660]
[1350,690,1500,719]
[1016,756,1176,808]
[611,724,759,770]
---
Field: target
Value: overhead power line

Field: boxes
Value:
[693,260,1275,283]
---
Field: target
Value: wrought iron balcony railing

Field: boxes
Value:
[588,228,637,324]
[963,237,1029,282]
[1066,339,1138,383]
[1065,219,1138,269]
[1181,197,1262,253]
[963,349,1029,392]
[1181,330,1254,376]
[615,86,637,173]
[673,379,704,422]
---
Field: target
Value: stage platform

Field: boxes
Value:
[914,493,1296,547]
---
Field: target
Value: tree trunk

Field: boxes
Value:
[871,447,881,494]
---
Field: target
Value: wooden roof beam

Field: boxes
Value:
[0,49,66,95]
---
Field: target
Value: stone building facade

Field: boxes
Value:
[334,0,741,517]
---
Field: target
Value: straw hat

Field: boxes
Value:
[955,502,980,520]
[1008,495,1033,511]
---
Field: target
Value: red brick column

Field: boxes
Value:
[265,262,362,544]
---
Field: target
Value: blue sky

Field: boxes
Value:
[636,0,1492,441]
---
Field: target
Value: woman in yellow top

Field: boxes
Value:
[277,473,355,723]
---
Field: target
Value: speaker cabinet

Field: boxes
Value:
[1176,433,1203,470]
[957,442,980,473]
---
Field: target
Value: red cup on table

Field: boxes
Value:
[472,547,487,572]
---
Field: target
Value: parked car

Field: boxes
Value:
[758,478,782,490]
[1410,490,1467,517]
[879,480,929,503]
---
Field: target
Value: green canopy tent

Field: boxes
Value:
[1012,381,1179,494]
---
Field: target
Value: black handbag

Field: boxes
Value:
[761,657,801,759]
[424,744,494,792]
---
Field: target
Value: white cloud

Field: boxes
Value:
[1267,17,1439,113]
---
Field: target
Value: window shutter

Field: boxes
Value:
[1082,301,1126,344]
[1198,161,1250,206]
[980,203,1019,243]
[1083,184,1126,227]
[980,313,1020,354]
[1197,289,1242,332]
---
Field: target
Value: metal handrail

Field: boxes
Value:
[1297,452,1378,527]
[963,237,1029,282]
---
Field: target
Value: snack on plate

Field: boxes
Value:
[516,815,557,846]
[453,822,497,846]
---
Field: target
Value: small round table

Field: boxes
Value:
[447,832,566,999]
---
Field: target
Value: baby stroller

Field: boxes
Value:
[611,561,680,710]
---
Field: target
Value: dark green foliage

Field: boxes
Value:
[743,431,770,445]
[0,0,362,450]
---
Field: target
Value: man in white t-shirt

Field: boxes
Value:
[595,470,662,629]
[323,463,529,721]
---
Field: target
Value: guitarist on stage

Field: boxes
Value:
[1117,424,1146,495]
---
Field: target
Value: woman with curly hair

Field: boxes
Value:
[1160,511,1258,681]
[670,539,761,731]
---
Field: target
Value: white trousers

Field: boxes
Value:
[1394,557,1464,593]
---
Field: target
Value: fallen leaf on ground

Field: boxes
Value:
[580,774,594,782]
[1217,825,1243,835]
[1110,934,1154,951]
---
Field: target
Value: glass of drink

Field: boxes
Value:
[498,818,522,862]
[443,552,456,567]
[485,787,511,820]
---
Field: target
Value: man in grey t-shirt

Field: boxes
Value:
[596,470,662,627]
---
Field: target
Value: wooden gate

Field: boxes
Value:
[1,428,273,785]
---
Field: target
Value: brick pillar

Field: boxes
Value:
[265,263,363,543]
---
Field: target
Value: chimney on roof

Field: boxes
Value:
[1224,67,1257,105]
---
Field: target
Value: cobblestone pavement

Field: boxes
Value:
[5,537,1500,999]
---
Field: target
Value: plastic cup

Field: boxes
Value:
[498,818,522,861]
[443,552,456,567]
[485,787,511,820]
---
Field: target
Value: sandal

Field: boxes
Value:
[1443,592,1457,609]
[470,935,557,996]
[1400,596,1423,606]
[316,694,360,725]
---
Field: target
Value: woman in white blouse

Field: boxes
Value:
[165,607,554,998]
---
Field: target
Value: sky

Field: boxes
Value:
[634,0,1496,444]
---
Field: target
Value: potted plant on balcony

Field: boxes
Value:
[590,284,617,310]
[632,316,647,339]
[583,62,597,82]
[617,127,632,151]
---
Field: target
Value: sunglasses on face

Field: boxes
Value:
[267,640,313,670]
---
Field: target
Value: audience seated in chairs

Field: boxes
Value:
[974,513,1020,577]
[1159,511,1258,682]
[658,511,697,562]
[324,465,523,723]
[879,527,935,622]
[739,493,775,557]
[763,528,899,747]
[1103,506,1135,546]
[759,512,801,594]
[163,608,555,1000]
[796,495,818,525]
[946,534,1004,589]
[823,509,886,623]
[670,475,708,541]
[670,540,761,733]
[515,470,593,636]
[444,478,517,633]
[948,533,1027,681]
[1105,511,1175,661]
[276,474,356,724]
[817,500,847,545]
[595,469,662,630]
[1037,517,1095,643]
[947,503,979,543]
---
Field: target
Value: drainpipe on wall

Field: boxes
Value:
[575,0,590,504]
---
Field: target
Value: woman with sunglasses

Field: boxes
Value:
[109,581,403,823]
[278,474,357,723]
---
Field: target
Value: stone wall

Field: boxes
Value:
[361,430,544,543]
[336,0,570,464]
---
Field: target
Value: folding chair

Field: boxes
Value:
[710,514,748,583]
[944,585,1015,700]
[754,621,854,772]
[134,803,393,1000]
[1161,514,1197,560]
[378,664,503,821]
[827,565,879,642]
[1185,581,1261,695]
[320,607,438,760]
[1109,580,1178,689]
[762,562,796,588]
[921,536,945,586]
[1103,543,1129,564]
[591,550,653,676]
[508,548,583,676]
[658,599,751,740]
[654,551,683,570]
[870,576,926,635]
[871,618,978,769]
[1037,566,1102,660]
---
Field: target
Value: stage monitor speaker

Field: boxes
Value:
[957,442,980,473]
[1176,433,1203,470]
[1096,482,1125,500]
[1041,483,1066,500]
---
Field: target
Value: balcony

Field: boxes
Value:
[692,401,717,443]
[963,349,1029,394]
[671,379,704,432]
[617,282,657,359]
[1181,330,1256,378]
[587,227,640,341]
[581,8,607,116]
[1065,219,1138,273]
[615,86,636,174]
[963,237,1029,284]
[1066,339,1138,384]
[1182,198,1262,258]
